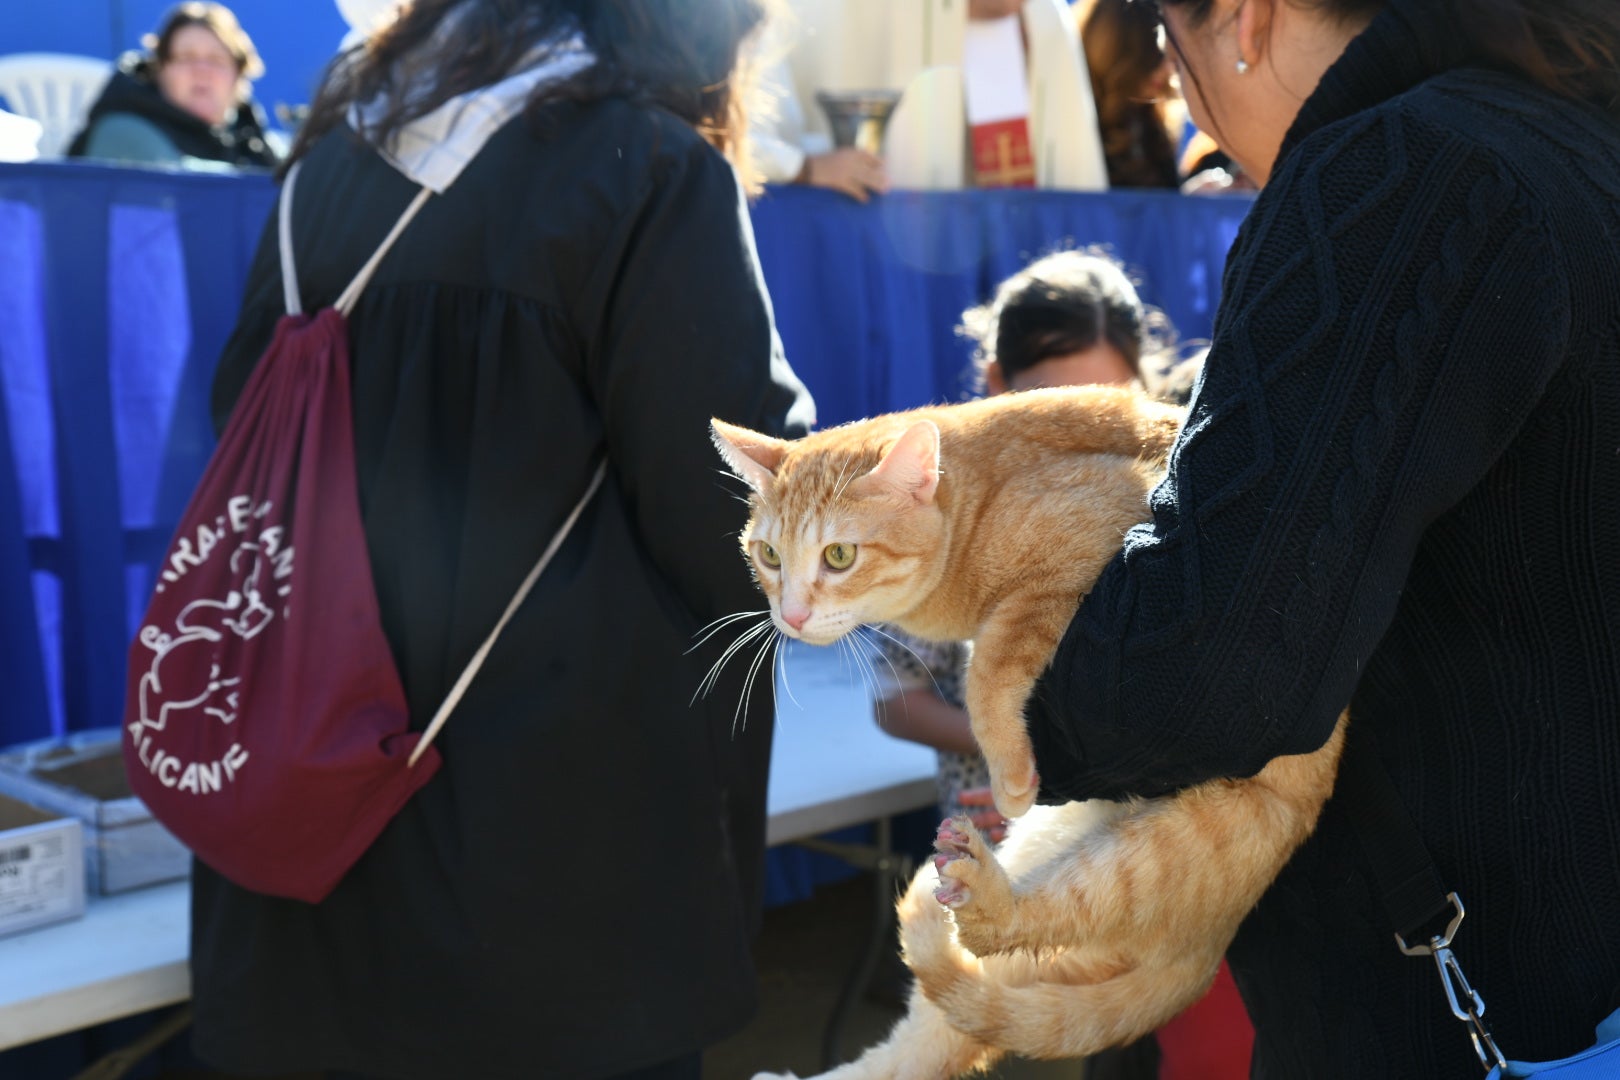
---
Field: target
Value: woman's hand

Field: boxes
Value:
[956,787,1009,844]
[801,147,889,203]
[968,0,1024,19]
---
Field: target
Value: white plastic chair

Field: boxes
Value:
[0,53,114,159]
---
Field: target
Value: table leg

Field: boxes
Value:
[794,817,917,1070]
[67,1005,192,1080]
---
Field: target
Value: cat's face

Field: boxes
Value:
[711,419,946,645]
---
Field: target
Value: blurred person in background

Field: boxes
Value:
[1077,0,1182,189]
[67,1,278,169]
[748,0,1039,201]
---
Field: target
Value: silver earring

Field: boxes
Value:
[1236,59,1251,74]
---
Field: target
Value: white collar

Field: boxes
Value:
[348,21,593,193]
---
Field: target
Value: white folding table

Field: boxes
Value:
[0,642,937,1061]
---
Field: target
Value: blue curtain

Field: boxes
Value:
[0,162,1252,752]
[752,184,1252,429]
[0,162,275,745]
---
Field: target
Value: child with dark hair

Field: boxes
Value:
[875,250,1190,840]
[961,248,1192,398]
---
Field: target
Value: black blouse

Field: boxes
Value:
[191,101,813,1079]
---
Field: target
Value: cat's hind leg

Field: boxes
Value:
[934,714,1348,961]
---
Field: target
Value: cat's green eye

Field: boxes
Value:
[823,542,857,571]
[758,542,781,568]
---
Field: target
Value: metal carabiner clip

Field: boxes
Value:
[1393,893,1508,1072]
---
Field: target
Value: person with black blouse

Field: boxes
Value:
[195,1,813,1077]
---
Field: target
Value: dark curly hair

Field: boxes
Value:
[1158,0,1620,117]
[284,0,772,180]
[959,248,1180,393]
[1079,0,1181,188]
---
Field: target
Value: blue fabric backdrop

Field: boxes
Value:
[0,160,1251,1070]
[0,161,1253,750]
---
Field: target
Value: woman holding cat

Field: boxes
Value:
[1021,0,1620,1075]
[195,1,813,1078]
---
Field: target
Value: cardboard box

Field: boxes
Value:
[0,730,190,895]
[0,791,86,937]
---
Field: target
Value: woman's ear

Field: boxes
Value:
[1236,0,1275,73]
[984,361,1009,397]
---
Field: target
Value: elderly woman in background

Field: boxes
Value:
[67,1,278,169]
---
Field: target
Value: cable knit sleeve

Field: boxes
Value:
[1026,105,1573,802]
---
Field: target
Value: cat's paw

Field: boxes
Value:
[989,760,1039,820]
[932,816,1016,955]
[750,1072,800,1080]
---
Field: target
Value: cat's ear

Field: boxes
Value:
[711,419,787,493]
[863,420,940,506]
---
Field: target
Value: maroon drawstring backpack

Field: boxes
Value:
[123,162,605,902]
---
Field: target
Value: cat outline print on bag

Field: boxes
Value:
[135,507,286,736]
[127,512,293,797]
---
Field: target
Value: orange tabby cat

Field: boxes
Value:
[710,384,1347,1077]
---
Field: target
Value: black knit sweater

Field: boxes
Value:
[1025,1,1620,1075]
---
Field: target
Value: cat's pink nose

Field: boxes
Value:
[781,607,810,631]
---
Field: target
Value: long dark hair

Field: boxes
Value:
[1159,0,1620,115]
[284,0,770,176]
[1080,0,1180,188]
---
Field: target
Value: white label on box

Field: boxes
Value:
[0,830,75,921]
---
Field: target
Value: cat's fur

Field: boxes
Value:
[710,385,1347,1078]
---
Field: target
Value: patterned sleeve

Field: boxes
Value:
[869,626,969,709]
[1026,110,1571,801]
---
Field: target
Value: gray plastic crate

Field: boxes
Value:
[0,729,189,895]
[0,791,85,936]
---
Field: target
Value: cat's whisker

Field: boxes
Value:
[687,608,771,653]
[831,458,859,503]
[733,626,780,737]
[691,617,775,706]
[774,639,804,712]
[851,628,892,706]
[838,631,882,705]
[709,467,758,508]
[702,618,776,698]
[853,626,913,733]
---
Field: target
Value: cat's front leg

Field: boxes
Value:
[964,597,1073,818]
